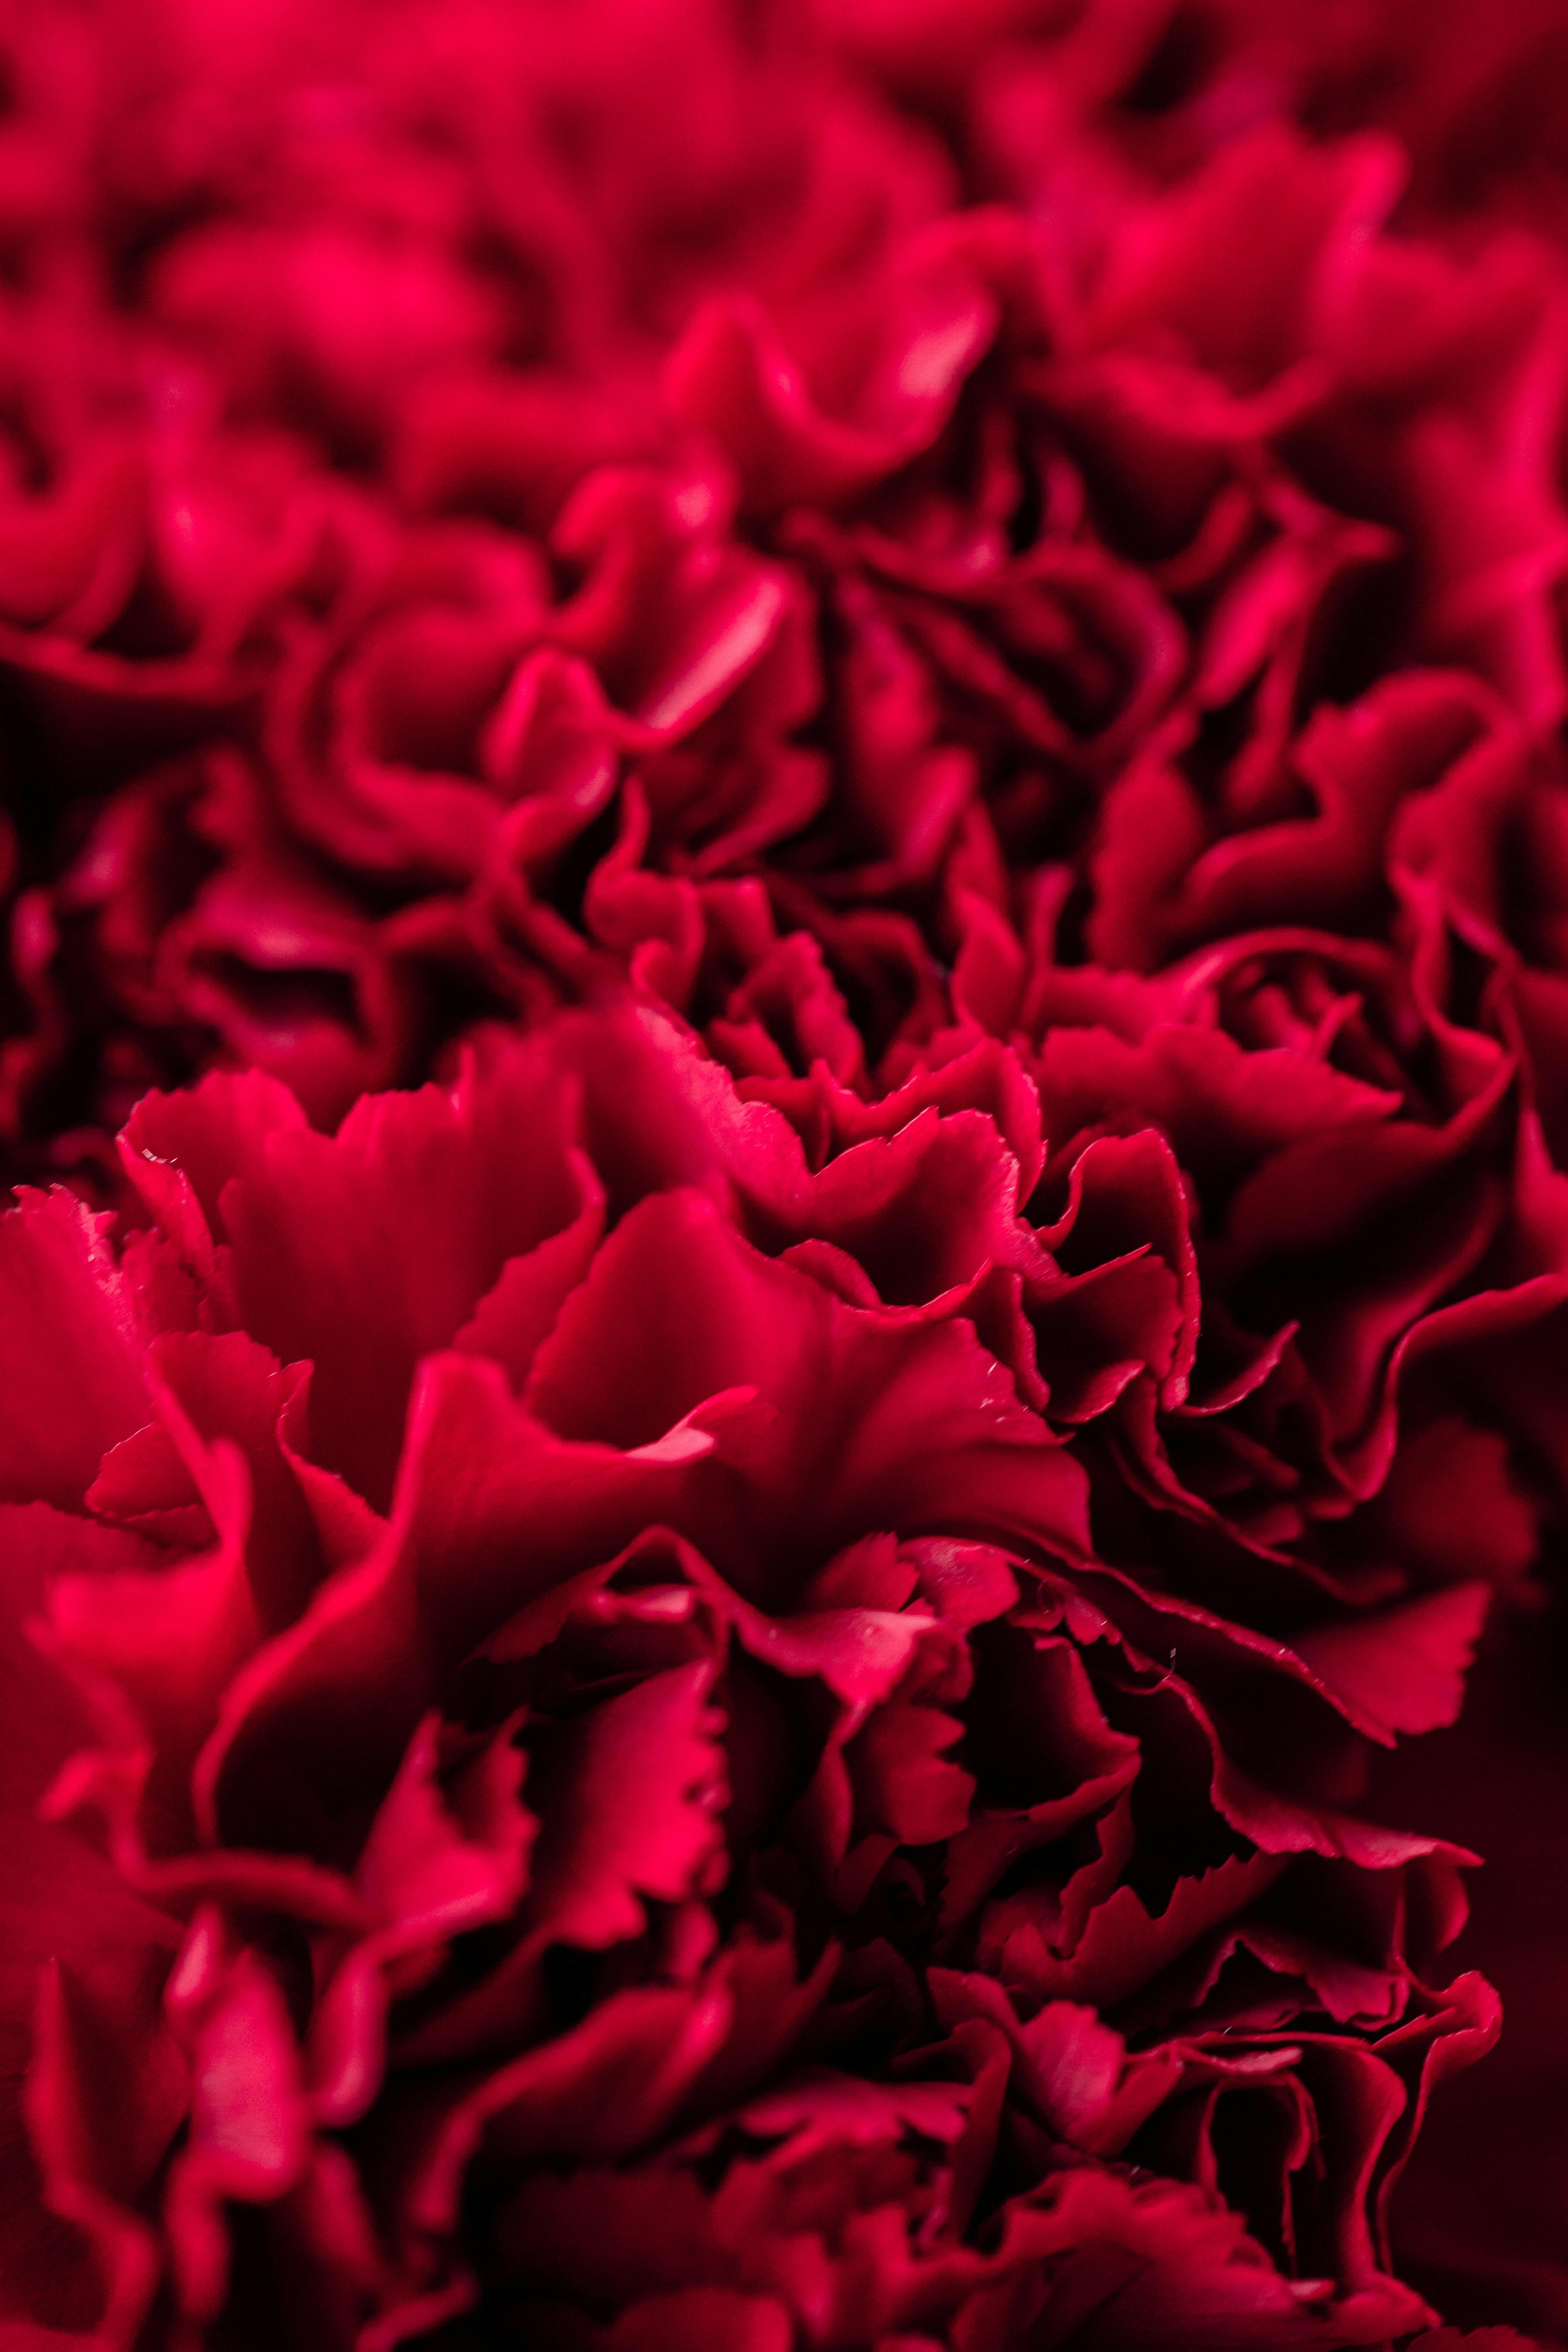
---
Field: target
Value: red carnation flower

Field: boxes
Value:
[0,2,1567,2343]
[0,1006,1537,2344]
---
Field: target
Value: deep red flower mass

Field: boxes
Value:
[4,4,1568,2347]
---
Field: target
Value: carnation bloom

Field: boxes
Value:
[1,2,1568,2345]
[116,109,1555,1105]
[0,1002,1545,2344]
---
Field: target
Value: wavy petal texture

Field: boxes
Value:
[0,4,1567,2349]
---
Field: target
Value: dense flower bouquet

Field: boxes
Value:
[2,4,1567,2347]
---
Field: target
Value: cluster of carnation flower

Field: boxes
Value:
[3,3,1568,2348]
